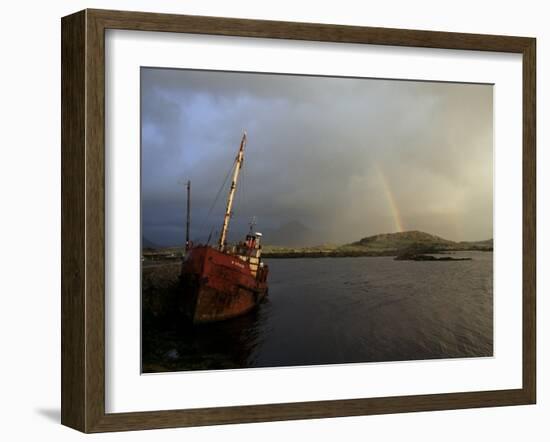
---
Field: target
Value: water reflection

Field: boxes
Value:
[143,297,271,372]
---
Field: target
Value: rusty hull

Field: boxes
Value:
[180,245,268,323]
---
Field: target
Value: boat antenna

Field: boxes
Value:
[218,131,246,250]
[248,216,257,234]
[185,180,191,251]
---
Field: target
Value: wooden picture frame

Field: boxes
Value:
[61,8,536,433]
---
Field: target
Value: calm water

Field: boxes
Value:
[142,251,493,372]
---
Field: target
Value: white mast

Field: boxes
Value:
[218,131,246,250]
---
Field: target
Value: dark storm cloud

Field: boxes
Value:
[141,68,493,246]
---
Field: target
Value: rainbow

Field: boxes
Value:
[376,166,404,233]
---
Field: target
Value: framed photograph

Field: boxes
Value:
[61,9,536,433]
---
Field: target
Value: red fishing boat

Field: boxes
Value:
[180,132,269,323]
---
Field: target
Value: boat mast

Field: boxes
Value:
[185,180,191,251]
[219,131,246,250]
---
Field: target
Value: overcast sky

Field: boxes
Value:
[141,68,493,247]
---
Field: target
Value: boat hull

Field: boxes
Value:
[180,246,268,323]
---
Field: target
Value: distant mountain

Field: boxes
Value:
[263,220,321,247]
[142,236,160,249]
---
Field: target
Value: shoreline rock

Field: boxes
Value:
[394,252,472,261]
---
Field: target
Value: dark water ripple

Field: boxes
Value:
[143,251,493,372]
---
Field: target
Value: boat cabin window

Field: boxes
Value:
[245,232,263,249]
[245,235,256,248]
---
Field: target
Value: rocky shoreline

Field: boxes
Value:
[394,252,472,261]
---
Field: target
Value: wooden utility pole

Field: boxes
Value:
[185,180,191,251]
[219,132,246,250]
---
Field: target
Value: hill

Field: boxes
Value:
[349,230,455,251]
[262,230,492,258]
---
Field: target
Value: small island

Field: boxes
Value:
[394,251,472,261]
